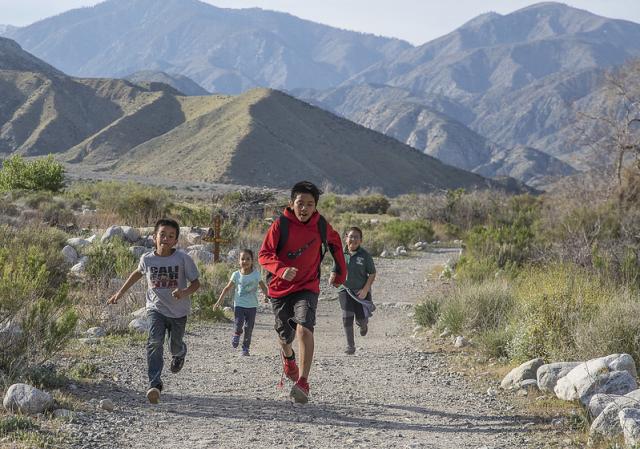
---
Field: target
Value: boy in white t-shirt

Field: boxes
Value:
[107,218,200,404]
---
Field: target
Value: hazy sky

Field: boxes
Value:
[1,0,639,44]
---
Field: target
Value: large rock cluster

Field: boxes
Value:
[63,225,220,276]
[500,354,640,447]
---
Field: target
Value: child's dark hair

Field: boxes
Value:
[240,248,254,269]
[154,218,180,238]
[347,226,363,239]
[291,181,322,204]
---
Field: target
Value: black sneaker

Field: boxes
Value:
[360,323,368,336]
[344,346,356,355]
[170,356,185,373]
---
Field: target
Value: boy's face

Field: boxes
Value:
[290,193,316,223]
[154,225,178,251]
[346,230,362,252]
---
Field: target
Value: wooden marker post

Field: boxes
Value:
[203,215,229,262]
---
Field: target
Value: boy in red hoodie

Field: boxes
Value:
[259,181,346,404]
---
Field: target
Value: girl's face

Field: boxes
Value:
[239,252,253,270]
[346,230,362,252]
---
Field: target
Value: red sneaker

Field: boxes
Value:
[290,377,309,404]
[281,350,299,382]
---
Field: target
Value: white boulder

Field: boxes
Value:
[3,384,53,415]
[537,362,580,394]
[129,318,150,333]
[620,408,640,448]
[501,358,544,390]
[555,354,637,403]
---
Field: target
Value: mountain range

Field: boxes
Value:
[2,1,638,188]
[0,37,507,195]
[3,0,410,94]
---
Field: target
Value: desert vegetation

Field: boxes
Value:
[2,152,640,446]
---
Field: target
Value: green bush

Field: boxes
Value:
[66,181,173,225]
[320,193,390,215]
[507,264,605,362]
[414,298,441,327]
[0,155,65,193]
[574,293,640,364]
[191,262,234,320]
[381,219,434,247]
[0,415,37,436]
[171,204,212,227]
[476,328,512,359]
[0,225,77,380]
[83,240,138,281]
[435,280,514,335]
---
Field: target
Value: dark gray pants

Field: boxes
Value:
[339,290,369,349]
[234,306,257,349]
[147,309,187,389]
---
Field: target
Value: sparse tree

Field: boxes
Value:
[578,60,640,185]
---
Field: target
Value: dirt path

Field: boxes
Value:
[65,250,544,449]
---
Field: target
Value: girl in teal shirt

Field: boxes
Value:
[215,249,268,356]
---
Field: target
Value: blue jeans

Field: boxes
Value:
[234,306,257,349]
[147,309,187,388]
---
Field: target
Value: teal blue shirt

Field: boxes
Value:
[231,269,261,308]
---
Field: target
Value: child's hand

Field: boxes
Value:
[107,294,120,305]
[282,267,298,281]
[357,288,369,300]
[172,289,186,300]
[213,301,222,310]
[328,272,336,286]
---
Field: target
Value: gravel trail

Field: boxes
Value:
[65,249,543,449]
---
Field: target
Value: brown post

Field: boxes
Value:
[213,215,222,262]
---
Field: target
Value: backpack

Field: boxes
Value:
[275,214,328,263]
[264,214,332,286]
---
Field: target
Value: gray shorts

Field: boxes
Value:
[270,290,319,344]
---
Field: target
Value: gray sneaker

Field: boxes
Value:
[359,323,368,336]
[344,346,356,355]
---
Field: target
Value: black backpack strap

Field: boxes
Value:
[275,215,289,256]
[317,215,328,262]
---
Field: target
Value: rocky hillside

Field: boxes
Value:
[339,3,640,170]
[5,0,411,94]
[295,83,576,186]
[124,71,209,96]
[0,38,507,196]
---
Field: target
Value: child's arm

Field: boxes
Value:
[107,270,143,304]
[357,272,376,299]
[327,223,347,287]
[172,278,200,300]
[258,280,269,302]
[259,220,296,280]
[214,280,235,309]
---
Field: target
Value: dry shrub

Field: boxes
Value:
[574,292,640,364]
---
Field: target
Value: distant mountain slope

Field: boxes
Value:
[113,89,500,195]
[349,3,640,99]
[0,37,62,74]
[0,38,185,156]
[6,0,411,94]
[295,83,576,186]
[0,25,17,35]
[0,39,506,195]
[124,70,209,96]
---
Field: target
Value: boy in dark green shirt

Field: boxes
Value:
[330,226,376,355]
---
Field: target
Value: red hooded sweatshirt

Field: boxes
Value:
[259,208,346,298]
